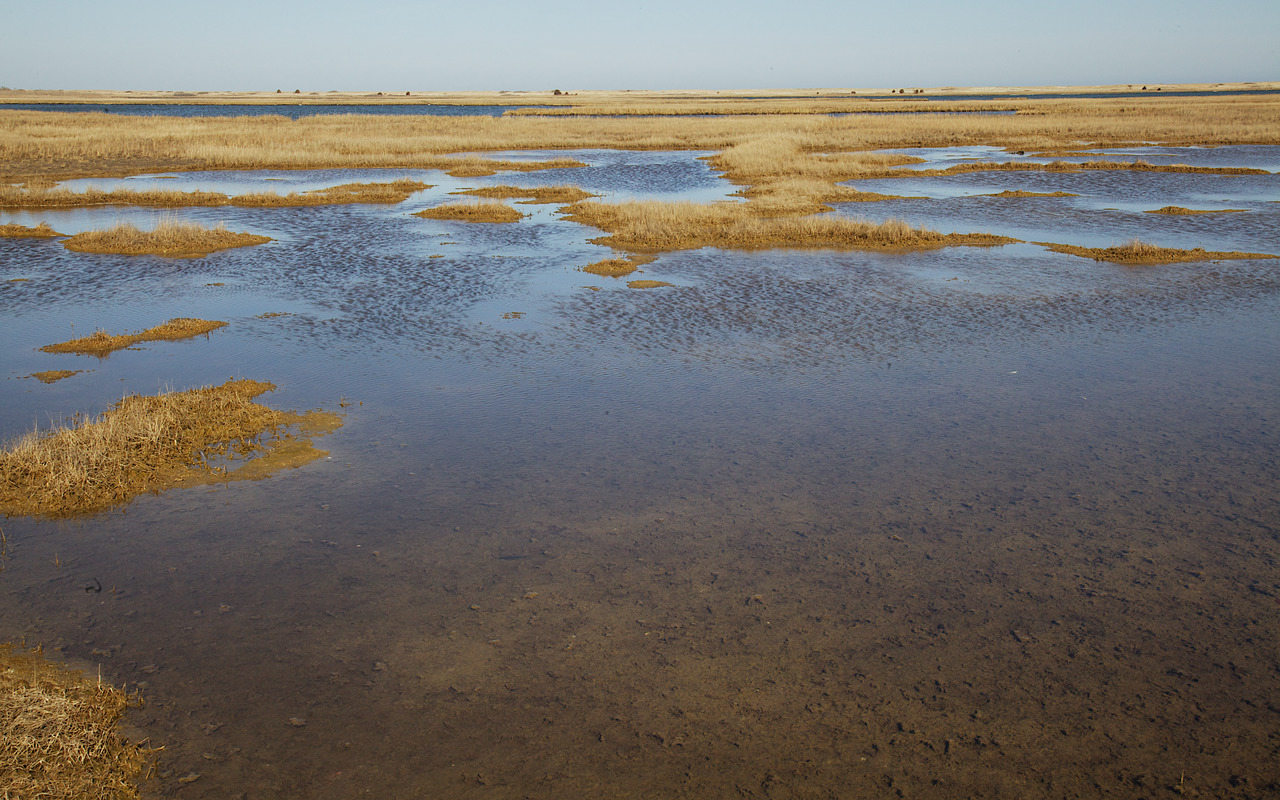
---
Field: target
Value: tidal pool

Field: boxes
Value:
[1,148,1278,799]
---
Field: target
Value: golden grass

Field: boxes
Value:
[562,200,1017,253]
[900,159,1271,179]
[28,370,85,384]
[414,200,526,223]
[0,180,429,209]
[1146,205,1249,214]
[229,179,430,206]
[580,254,657,278]
[40,318,227,356]
[1037,239,1278,264]
[627,279,675,289]
[0,643,151,799]
[980,190,1078,198]
[0,378,338,518]
[0,221,63,237]
[62,219,271,257]
[453,184,599,204]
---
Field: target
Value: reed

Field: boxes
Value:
[0,379,293,518]
[0,643,150,800]
[62,219,271,257]
[414,200,526,223]
[40,318,227,356]
[0,221,63,237]
[1037,239,1278,264]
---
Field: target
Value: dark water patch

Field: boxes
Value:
[0,103,553,118]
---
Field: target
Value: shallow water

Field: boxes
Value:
[2,147,1279,799]
[0,103,550,118]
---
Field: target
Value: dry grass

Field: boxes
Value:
[580,254,657,278]
[0,643,152,799]
[1146,205,1249,214]
[414,200,526,223]
[0,378,338,518]
[1037,238,1278,264]
[0,180,429,209]
[562,200,1017,253]
[896,159,1272,179]
[980,190,1078,198]
[0,221,63,237]
[62,219,271,257]
[627,280,675,289]
[229,179,430,206]
[40,318,227,356]
[454,184,599,204]
[28,370,85,383]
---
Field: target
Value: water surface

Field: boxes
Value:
[1,147,1278,799]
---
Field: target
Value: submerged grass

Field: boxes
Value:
[40,318,227,356]
[414,200,526,223]
[0,378,338,518]
[563,200,1017,253]
[62,219,271,257]
[0,221,63,237]
[0,644,151,799]
[980,190,1078,198]
[1037,238,1278,264]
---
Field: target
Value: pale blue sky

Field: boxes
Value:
[3,0,1277,91]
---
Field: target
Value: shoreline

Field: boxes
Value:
[2,81,1278,106]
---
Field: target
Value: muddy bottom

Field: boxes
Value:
[1,147,1279,799]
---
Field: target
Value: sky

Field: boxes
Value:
[2,0,1277,92]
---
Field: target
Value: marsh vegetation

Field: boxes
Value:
[61,219,270,257]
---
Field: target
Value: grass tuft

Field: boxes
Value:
[453,185,599,204]
[62,219,271,257]
[563,200,1017,253]
[40,318,227,356]
[0,379,340,518]
[1145,205,1249,215]
[0,221,63,237]
[0,643,152,799]
[414,200,526,223]
[580,254,657,277]
[1037,238,1278,264]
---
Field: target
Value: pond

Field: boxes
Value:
[1,146,1278,799]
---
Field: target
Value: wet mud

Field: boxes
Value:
[1,146,1278,799]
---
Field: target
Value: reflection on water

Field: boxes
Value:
[1,148,1279,799]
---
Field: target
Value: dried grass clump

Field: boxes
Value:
[62,219,271,257]
[231,179,430,207]
[414,200,526,223]
[40,318,227,356]
[0,221,63,237]
[904,160,1270,179]
[0,644,151,799]
[441,157,587,177]
[28,370,84,383]
[627,279,675,289]
[454,184,599,204]
[1145,205,1248,214]
[580,254,656,278]
[0,379,308,518]
[981,190,1078,198]
[0,185,230,209]
[1038,238,1278,265]
[563,200,1016,253]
